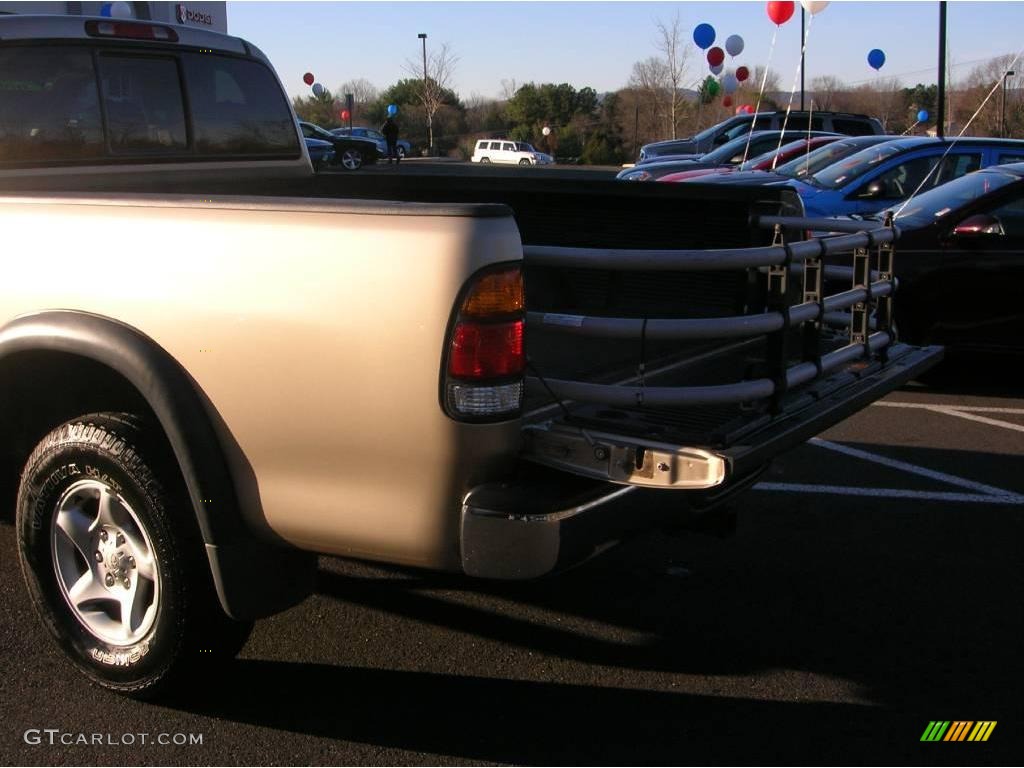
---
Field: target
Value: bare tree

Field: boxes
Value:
[338,78,379,107]
[499,78,518,102]
[404,42,459,153]
[810,75,843,111]
[337,78,379,124]
[654,14,692,139]
[628,56,670,136]
[752,66,782,103]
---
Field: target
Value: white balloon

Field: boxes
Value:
[312,82,324,96]
[722,73,738,94]
[800,0,830,14]
[710,63,724,76]
[542,126,551,136]
[110,1,133,17]
[725,34,744,58]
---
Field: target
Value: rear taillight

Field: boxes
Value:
[444,265,524,420]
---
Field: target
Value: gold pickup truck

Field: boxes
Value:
[0,15,942,696]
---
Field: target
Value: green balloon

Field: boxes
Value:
[707,79,720,96]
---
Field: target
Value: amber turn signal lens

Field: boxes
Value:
[460,267,523,318]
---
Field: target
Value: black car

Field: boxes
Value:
[833,163,1024,356]
[618,130,839,181]
[298,120,380,170]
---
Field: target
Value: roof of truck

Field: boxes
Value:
[0,14,264,60]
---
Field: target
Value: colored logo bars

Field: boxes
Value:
[921,721,997,742]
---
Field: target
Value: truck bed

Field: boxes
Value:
[2,168,940,489]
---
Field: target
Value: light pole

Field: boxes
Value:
[1001,70,1015,138]
[418,32,431,154]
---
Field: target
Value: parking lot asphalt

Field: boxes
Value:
[1,364,1020,766]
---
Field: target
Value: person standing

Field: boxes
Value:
[381,115,400,164]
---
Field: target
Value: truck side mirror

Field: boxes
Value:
[951,213,1004,238]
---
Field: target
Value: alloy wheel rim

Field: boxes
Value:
[50,478,160,646]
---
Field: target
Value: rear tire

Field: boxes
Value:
[16,412,252,698]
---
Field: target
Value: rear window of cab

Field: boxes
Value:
[0,44,300,166]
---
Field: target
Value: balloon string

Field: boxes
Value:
[777,13,814,157]
[900,120,921,136]
[742,24,779,164]
[893,49,1024,218]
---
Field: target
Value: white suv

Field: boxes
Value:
[471,140,554,166]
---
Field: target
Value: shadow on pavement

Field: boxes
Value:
[174,657,990,765]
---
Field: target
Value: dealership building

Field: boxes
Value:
[0,2,227,33]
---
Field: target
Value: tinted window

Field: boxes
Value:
[813,142,907,188]
[867,155,940,198]
[97,55,187,154]
[997,153,1024,165]
[774,137,891,179]
[892,170,1018,228]
[489,142,501,150]
[183,53,299,156]
[786,116,824,131]
[0,46,104,164]
[722,118,754,141]
[502,143,515,151]
[985,191,1024,237]
[832,118,874,136]
[933,153,982,186]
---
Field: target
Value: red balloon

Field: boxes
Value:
[707,47,725,67]
[723,95,733,108]
[303,72,315,86]
[340,109,351,121]
[735,105,745,115]
[736,66,750,83]
[766,1,795,25]
[743,104,755,115]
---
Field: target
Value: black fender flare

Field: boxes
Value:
[0,310,314,619]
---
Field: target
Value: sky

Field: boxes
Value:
[226,1,1024,102]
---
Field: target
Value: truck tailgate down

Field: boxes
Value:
[518,215,943,491]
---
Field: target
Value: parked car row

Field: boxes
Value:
[630,114,1024,359]
[617,130,842,181]
[638,110,884,161]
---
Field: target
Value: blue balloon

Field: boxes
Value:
[99,3,112,16]
[867,48,886,71]
[917,109,929,123]
[693,23,716,50]
[387,104,398,116]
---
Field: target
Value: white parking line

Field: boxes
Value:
[750,437,1024,505]
[872,401,1024,434]
[875,402,1024,415]
[752,483,1024,506]
[808,438,1023,500]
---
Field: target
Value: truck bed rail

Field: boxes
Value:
[525,215,897,410]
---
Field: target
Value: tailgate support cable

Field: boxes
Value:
[526,358,575,422]
[636,317,648,407]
